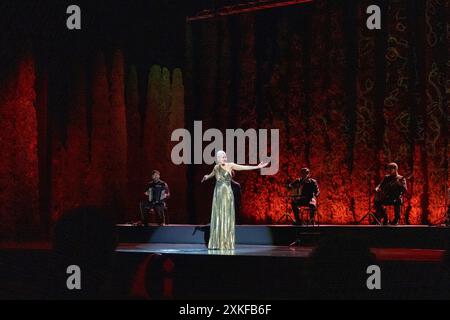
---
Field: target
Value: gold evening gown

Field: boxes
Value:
[208,165,235,250]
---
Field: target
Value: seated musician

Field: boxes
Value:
[288,168,320,225]
[139,170,170,225]
[374,162,407,225]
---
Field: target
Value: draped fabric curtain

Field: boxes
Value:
[185,0,449,224]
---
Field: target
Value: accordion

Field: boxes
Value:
[147,184,167,203]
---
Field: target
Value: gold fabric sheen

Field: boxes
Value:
[208,165,235,250]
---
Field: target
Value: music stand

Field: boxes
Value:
[358,175,381,225]
[358,208,381,225]
[275,194,296,225]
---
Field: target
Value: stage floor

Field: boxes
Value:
[116,223,450,249]
[117,243,313,257]
[117,242,444,262]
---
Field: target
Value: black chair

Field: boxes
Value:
[139,201,168,225]
[297,204,320,226]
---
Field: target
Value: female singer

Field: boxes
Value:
[201,150,268,250]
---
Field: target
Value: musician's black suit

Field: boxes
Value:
[290,177,320,225]
[140,180,170,225]
[374,174,407,225]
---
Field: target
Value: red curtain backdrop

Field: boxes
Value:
[0,53,39,238]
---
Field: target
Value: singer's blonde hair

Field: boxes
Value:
[216,150,226,164]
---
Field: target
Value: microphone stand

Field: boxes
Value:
[275,193,296,225]
[357,174,381,225]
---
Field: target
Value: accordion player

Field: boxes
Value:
[139,170,170,225]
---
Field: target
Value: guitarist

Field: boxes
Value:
[374,162,407,225]
[288,168,320,225]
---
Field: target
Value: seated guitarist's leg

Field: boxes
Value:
[291,199,301,225]
[390,199,401,225]
[292,198,311,225]
[308,204,316,222]
[374,200,387,224]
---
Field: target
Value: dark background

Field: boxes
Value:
[0,0,448,239]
